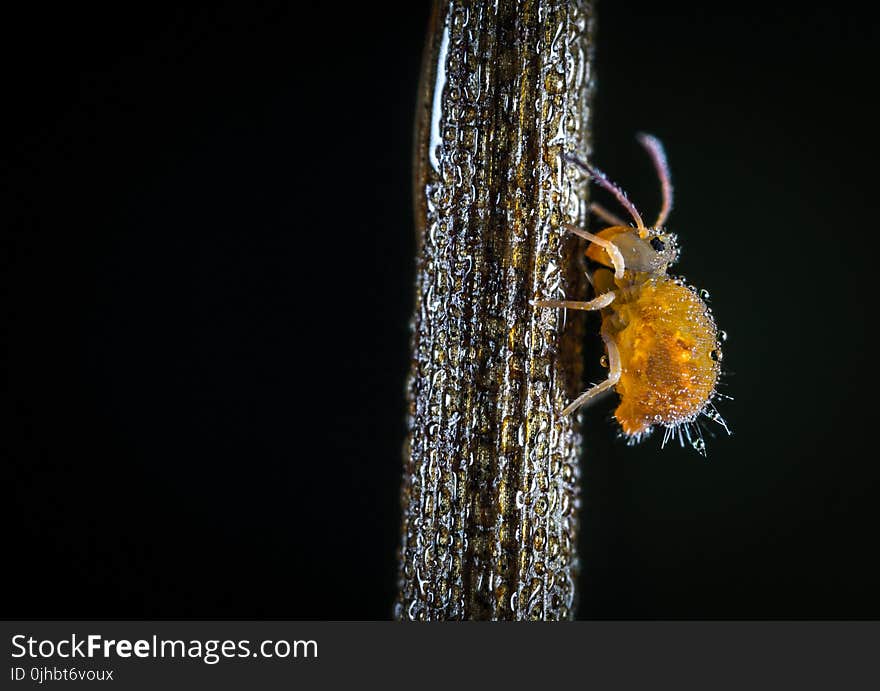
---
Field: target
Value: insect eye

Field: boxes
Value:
[650,237,666,252]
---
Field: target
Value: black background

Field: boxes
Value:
[4,1,879,619]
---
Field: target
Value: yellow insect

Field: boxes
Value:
[536,134,729,454]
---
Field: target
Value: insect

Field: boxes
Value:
[535,134,729,454]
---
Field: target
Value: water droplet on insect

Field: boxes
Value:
[719,330,728,342]
[599,354,608,368]
[710,349,722,362]
[699,288,710,299]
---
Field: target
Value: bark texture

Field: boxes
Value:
[396,0,596,621]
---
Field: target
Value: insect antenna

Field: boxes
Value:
[636,133,674,228]
[563,153,646,233]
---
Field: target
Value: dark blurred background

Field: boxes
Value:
[3,1,879,619]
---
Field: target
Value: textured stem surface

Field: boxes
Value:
[396,0,596,621]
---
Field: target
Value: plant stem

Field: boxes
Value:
[397,0,596,621]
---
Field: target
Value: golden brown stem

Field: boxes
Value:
[396,0,596,621]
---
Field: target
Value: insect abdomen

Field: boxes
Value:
[608,278,720,436]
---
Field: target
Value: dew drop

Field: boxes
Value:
[699,288,711,299]
[599,354,608,368]
[544,71,566,93]
[719,330,728,342]
[534,497,548,517]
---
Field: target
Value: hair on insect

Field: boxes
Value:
[534,133,730,456]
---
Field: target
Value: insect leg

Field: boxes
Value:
[532,292,615,311]
[590,202,627,227]
[563,224,626,279]
[561,329,622,416]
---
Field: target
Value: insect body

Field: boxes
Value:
[536,134,728,453]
